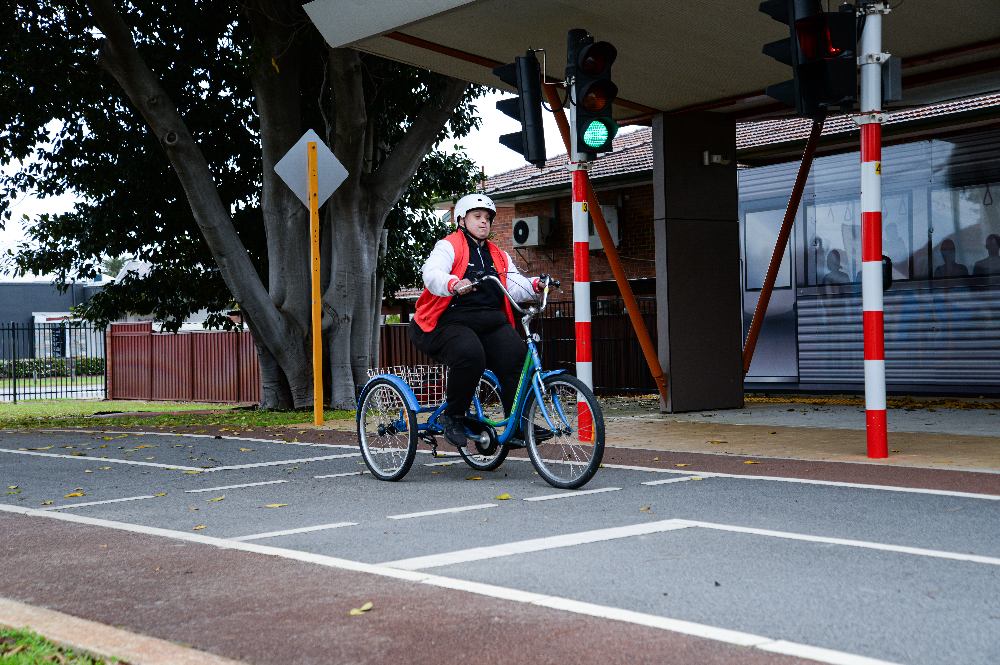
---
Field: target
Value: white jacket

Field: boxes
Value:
[422,238,538,302]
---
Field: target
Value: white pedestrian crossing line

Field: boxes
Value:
[383,520,693,570]
[229,522,357,541]
[204,452,361,472]
[673,519,1000,567]
[0,448,201,471]
[522,487,621,501]
[314,471,365,479]
[185,480,289,493]
[387,504,497,520]
[39,429,357,450]
[642,476,701,486]
[41,495,163,511]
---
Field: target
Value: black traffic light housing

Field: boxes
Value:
[567,28,618,160]
[493,51,546,168]
[760,0,858,119]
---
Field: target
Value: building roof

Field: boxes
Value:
[484,93,1000,199]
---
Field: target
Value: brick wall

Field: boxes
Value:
[494,184,656,298]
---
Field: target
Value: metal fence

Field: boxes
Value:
[0,322,107,402]
[377,297,658,394]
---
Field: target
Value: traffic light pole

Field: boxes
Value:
[856,1,890,458]
[544,83,670,409]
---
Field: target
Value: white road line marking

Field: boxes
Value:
[229,522,357,541]
[642,476,697,486]
[0,504,905,665]
[185,480,289,493]
[523,487,621,501]
[314,471,365,479]
[600,462,1000,501]
[387,504,497,520]
[204,453,361,472]
[383,520,692,570]
[674,519,1000,567]
[0,449,200,471]
[40,495,162,511]
[39,429,357,450]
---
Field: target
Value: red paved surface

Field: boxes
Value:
[52,425,1000,496]
[2,513,815,665]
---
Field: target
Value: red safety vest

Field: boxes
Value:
[413,231,516,332]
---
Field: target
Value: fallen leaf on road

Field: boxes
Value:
[26,447,53,450]
[7,485,16,489]
[182,471,201,474]
[640,506,651,511]
[188,507,199,510]
[103,437,113,440]
[41,501,53,505]
[430,471,443,474]
[494,494,511,500]
[284,466,299,471]
[84,470,93,473]
[146,457,154,460]
[192,525,206,530]
[769,431,777,434]
[239,448,255,452]
[70,453,85,456]
[744,461,759,464]
[691,478,703,481]
[154,493,167,497]
[891,449,901,453]
[653,457,659,461]
[194,430,207,434]
[206,495,225,502]
[266,504,288,508]
[5,490,21,494]
[466,476,482,480]
[599,464,604,468]
[99,467,111,470]
[349,601,374,615]
[64,493,87,497]
[709,440,727,444]
[675,463,690,467]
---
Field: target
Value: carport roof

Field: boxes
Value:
[304,0,1000,119]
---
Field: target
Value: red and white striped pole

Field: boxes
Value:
[858,1,890,458]
[571,165,594,439]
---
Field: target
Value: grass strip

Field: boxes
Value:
[0,627,123,664]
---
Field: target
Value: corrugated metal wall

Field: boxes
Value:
[798,283,1000,387]
[109,323,260,403]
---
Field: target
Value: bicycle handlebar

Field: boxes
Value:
[464,271,559,318]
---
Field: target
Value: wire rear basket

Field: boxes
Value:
[368,364,447,409]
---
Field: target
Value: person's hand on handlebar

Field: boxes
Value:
[538,273,561,290]
[451,278,476,295]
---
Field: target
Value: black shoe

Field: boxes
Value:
[437,414,468,448]
[511,425,555,444]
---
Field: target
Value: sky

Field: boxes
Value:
[1,89,634,281]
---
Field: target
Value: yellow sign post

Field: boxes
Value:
[307,142,323,426]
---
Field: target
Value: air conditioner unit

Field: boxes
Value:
[589,205,619,249]
[512,216,553,247]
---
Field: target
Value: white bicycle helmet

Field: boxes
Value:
[453,193,496,224]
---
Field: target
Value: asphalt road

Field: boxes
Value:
[2,427,999,665]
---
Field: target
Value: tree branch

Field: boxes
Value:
[367,77,469,216]
[84,0,291,349]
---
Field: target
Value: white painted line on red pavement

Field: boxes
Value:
[205,453,360,472]
[387,504,496,520]
[383,520,692,570]
[41,495,162,511]
[673,519,1000,567]
[186,480,289,493]
[0,504,905,665]
[39,429,358,450]
[0,448,200,471]
[229,522,357,541]
[314,471,365,479]
[599,462,1000,501]
[642,476,698,486]
[522,487,621,501]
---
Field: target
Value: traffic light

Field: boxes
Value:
[760,0,858,119]
[567,28,618,160]
[493,51,546,168]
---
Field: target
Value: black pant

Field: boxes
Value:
[409,308,527,418]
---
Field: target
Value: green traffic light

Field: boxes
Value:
[582,120,610,148]
[583,118,618,150]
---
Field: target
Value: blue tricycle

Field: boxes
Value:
[356,273,605,490]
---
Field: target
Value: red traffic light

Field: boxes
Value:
[578,42,617,76]
[795,15,842,59]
